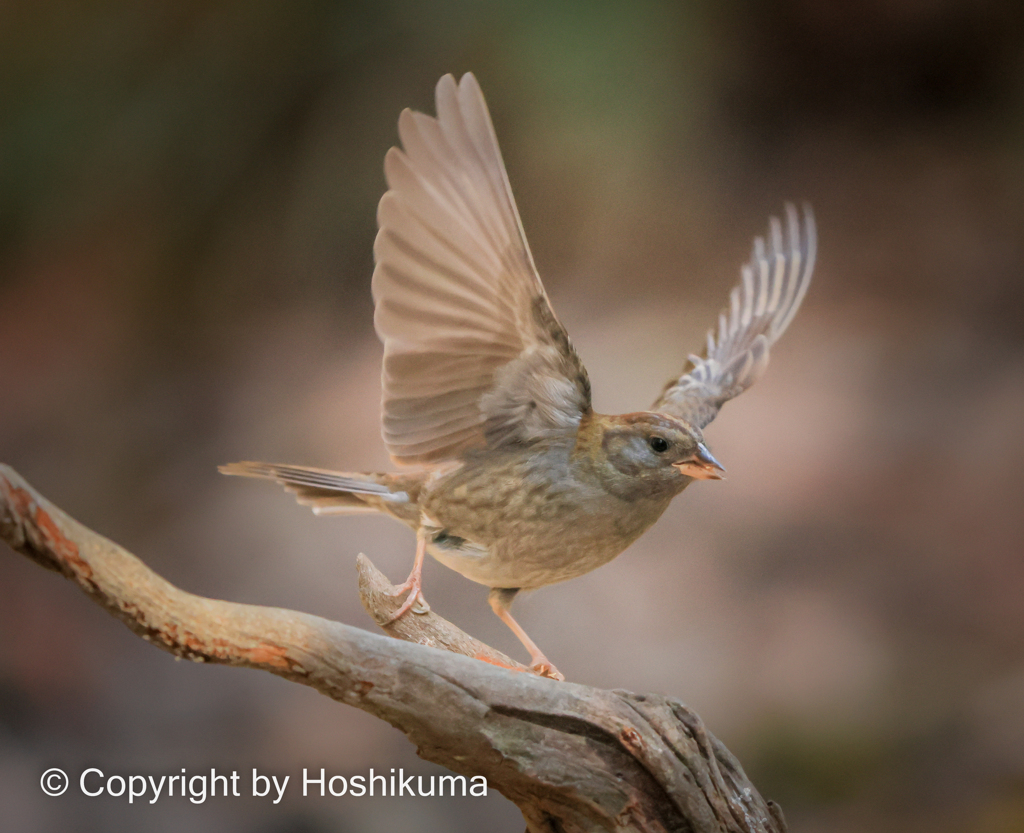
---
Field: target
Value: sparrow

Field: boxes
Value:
[222,73,816,680]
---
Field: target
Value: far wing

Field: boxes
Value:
[653,205,816,429]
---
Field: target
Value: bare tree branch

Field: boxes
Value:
[0,463,786,833]
[355,552,529,673]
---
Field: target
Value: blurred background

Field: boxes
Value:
[2,1,1023,831]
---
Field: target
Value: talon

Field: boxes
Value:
[530,660,564,681]
[385,587,429,623]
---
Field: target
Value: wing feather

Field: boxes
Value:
[653,204,816,429]
[372,73,590,465]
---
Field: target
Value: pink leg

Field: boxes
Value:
[386,529,430,622]
[488,588,564,681]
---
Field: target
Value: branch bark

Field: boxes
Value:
[354,552,530,673]
[0,464,786,833]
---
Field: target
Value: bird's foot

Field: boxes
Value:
[385,531,431,622]
[530,658,565,682]
[386,580,431,622]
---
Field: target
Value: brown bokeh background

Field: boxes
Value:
[2,2,1023,831]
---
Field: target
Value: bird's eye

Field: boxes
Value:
[649,436,669,453]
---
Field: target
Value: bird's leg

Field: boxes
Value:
[488,588,564,681]
[386,529,431,621]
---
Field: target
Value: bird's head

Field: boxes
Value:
[580,411,725,497]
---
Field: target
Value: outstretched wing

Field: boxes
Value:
[653,204,816,429]
[372,73,591,466]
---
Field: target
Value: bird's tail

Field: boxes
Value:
[219,461,416,518]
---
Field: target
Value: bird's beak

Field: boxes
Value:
[673,443,726,480]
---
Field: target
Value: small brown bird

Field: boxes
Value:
[222,73,815,680]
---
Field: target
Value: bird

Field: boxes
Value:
[221,72,816,681]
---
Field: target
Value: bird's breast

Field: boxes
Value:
[419,447,675,589]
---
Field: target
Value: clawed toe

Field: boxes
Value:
[530,659,564,681]
[385,587,431,623]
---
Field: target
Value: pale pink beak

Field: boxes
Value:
[673,443,726,480]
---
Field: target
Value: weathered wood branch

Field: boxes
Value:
[0,464,786,833]
[355,553,529,673]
